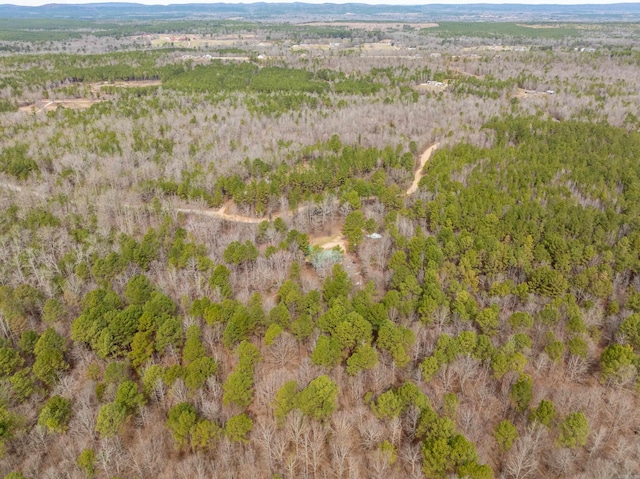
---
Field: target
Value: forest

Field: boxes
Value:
[0,11,639,479]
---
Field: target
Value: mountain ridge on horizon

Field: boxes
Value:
[1,1,640,20]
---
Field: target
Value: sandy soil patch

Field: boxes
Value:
[307,230,366,285]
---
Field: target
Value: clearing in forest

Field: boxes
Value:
[307,231,364,285]
[310,235,347,250]
[18,98,103,113]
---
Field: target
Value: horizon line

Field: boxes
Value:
[3,0,640,5]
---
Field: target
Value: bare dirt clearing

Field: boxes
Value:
[306,225,364,285]
[309,232,348,251]
[463,45,530,52]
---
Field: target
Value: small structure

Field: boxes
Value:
[367,233,382,239]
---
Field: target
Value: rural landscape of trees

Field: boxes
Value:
[0,10,639,479]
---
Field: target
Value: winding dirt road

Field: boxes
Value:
[0,142,439,288]
[0,142,439,225]
[175,200,296,224]
[176,142,439,224]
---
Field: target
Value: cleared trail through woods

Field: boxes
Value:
[407,142,439,195]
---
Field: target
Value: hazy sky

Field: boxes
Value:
[5,0,640,6]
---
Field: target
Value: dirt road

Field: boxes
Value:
[2,142,439,287]
[2,141,439,225]
[175,202,268,224]
[176,141,439,244]
[406,142,439,195]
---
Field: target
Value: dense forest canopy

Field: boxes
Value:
[0,12,639,479]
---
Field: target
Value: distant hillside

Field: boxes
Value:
[1,2,640,21]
